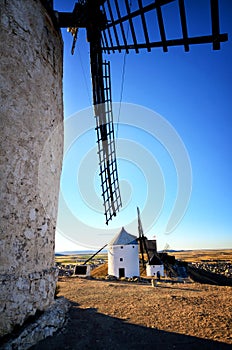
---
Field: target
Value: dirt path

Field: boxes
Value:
[31,277,232,349]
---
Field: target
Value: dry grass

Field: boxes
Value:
[55,255,78,265]
[169,249,232,263]
[55,253,108,265]
[90,262,108,277]
[55,249,232,265]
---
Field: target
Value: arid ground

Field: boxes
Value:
[32,250,232,350]
[169,249,232,263]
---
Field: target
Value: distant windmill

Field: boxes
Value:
[137,207,164,277]
[56,0,228,224]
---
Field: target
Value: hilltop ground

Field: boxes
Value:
[31,278,231,350]
[30,249,232,350]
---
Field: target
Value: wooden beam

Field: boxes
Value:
[101,33,228,52]
[114,0,129,53]
[105,0,121,52]
[210,0,221,50]
[156,3,168,52]
[125,0,139,53]
[178,0,189,51]
[138,0,151,52]
[105,0,175,28]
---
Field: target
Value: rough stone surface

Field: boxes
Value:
[1,297,70,350]
[0,0,63,337]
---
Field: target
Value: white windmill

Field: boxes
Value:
[108,227,139,278]
[137,207,164,278]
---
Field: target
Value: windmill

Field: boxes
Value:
[56,0,228,224]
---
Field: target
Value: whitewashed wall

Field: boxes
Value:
[0,0,63,336]
[146,264,165,277]
[108,244,140,278]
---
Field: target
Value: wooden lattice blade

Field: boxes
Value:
[90,33,122,224]
[101,0,228,53]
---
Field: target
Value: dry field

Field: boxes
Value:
[32,276,232,349]
[33,250,232,349]
[169,249,232,263]
[55,249,232,266]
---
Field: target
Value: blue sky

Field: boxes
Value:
[53,0,232,252]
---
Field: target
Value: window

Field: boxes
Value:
[120,258,123,262]
[132,246,134,248]
[120,246,123,249]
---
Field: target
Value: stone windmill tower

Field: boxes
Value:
[0,0,63,336]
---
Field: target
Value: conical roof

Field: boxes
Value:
[109,227,138,246]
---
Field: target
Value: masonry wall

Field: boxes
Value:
[0,0,63,336]
[108,244,140,278]
[146,264,165,277]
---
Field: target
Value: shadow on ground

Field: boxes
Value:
[31,301,231,350]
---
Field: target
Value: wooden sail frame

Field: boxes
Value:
[101,0,228,53]
[56,0,228,224]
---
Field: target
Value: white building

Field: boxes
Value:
[146,254,164,277]
[108,227,140,278]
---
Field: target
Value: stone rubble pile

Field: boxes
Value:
[191,262,232,278]
[57,264,75,277]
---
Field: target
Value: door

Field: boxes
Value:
[119,268,125,278]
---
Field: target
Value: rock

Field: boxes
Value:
[1,297,70,350]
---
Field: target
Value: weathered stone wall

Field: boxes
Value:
[1,298,70,350]
[0,0,63,336]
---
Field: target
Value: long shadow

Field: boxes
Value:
[31,301,231,350]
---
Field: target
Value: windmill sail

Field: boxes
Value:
[58,0,122,224]
[56,0,228,225]
[92,60,122,224]
[101,0,228,53]
[87,2,122,224]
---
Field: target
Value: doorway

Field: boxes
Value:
[119,268,125,278]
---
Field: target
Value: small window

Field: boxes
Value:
[120,258,123,262]
[120,246,123,249]
[132,246,134,248]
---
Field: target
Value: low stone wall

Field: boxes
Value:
[1,297,70,350]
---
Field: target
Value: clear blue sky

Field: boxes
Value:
[53,0,232,252]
